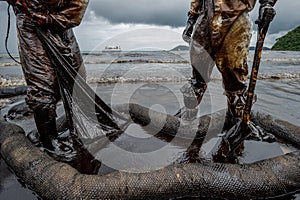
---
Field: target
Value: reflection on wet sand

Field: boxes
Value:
[0,78,299,199]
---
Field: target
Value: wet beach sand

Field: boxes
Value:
[1,80,300,199]
[1,51,300,199]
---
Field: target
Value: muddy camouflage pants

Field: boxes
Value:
[190,12,252,92]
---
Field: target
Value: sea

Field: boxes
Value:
[0,50,300,199]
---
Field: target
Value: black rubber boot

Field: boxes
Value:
[33,109,77,161]
[182,13,199,44]
[31,109,101,174]
[33,109,58,150]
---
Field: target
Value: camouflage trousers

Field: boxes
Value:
[190,11,252,92]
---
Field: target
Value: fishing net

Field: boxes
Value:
[36,27,129,143]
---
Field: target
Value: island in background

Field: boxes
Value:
[272,26,300,51]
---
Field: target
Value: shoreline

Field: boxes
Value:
[0,80,300,199]
[0,50,299,199]
[0,99,299,199]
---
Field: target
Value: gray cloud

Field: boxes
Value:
[266,0,300,33]
[87,0,300,33]
[87,0,189,27]
[0,0,300,53]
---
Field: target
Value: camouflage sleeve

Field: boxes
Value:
[188,0,201,15]
[240,0,257,10]
[50,0,89,30]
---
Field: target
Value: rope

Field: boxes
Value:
[5,4,21,64]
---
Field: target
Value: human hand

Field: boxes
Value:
[30,11,53,26]
[255,4,276,29]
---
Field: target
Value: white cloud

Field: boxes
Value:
[1,0,299,53]
[75,11,186,52]
[250,30,288,48]
[75,10,288,51]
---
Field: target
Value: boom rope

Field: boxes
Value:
[5,4,21,64]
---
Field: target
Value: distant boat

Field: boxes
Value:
[102,46,122,52]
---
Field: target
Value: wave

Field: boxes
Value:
[0,62,21,67]
[85,59,189,64]
[0,60,189,67]
[0,77,26,87]
[2,58,300,67]
[87,73,300,84]
[258,73,300,80]
[1,73,299,88]
[88,76,189,84]
[259,58,300,63]
[0,99,13,108]
[74,58,300,65]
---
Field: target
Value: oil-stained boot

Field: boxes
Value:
[212,89,247,163]
[213,89,276,162]
[34,109,57,150]
[179,79,207,120]
[224,89,274,143]
[222,89,248,132]
[33,109,77,161]
[33,109,101,174]
[225,89,248,155]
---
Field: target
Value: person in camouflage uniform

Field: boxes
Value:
[180,0,276,130]
[5,0,88,156]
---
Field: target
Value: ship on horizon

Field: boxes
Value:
[102,45,122,52]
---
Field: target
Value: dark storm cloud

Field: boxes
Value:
[88,0,300,33]
[0,0,300,52]
[267,0,300,33]
[87,0,189,27]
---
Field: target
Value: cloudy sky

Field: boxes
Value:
[0,0,299,53]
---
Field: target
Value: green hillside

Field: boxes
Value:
[272,26,300,51]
